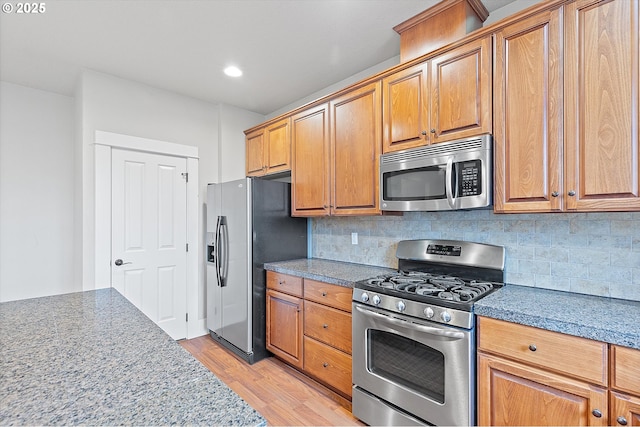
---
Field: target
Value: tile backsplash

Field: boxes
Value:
[311,210,640,302]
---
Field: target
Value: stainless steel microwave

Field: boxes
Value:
[380,134,492,212]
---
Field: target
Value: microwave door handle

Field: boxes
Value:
[354,305,466,340]
[445,158,457,209]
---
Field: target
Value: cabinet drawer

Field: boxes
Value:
[304,300,352,354]
[477,317,607,385]
[266,271,303,297]
[303,279,352,312]
[612,345,640,396]
[303,336,352,398]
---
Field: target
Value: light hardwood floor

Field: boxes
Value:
[180,335,365,426]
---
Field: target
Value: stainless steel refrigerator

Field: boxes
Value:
[206,177,307,364]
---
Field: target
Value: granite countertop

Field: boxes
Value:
[475,284,640,350]
[264,258,396,287]
[0,288,266,426]
[267,258,640,350]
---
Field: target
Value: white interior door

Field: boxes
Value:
[111,148,188,339]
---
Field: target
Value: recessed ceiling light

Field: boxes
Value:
[224,66,243,77]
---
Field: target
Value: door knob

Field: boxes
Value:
[114,259,132,266]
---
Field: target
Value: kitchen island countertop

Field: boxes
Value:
[264,258,396,287]
[0,288,266,426]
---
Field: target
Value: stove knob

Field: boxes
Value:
[372,295,381,306]
[424,307,435,318]
[360,292,369,303]
[440,311,452,323]
[396,301,406,312]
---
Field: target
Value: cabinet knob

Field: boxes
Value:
[421,130,427,136]
[617,416,628,426]
[430,128,436,133]
[322,292,327,297]
[551,191,559,197]
[528,344,537,352]
[568,190,576,196]
[592,409,602,418]
[322,324,328,329]
[322,362,329,368]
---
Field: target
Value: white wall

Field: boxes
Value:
[266,56,401,120]
[0,82,75,302]
[219,104,264,182]
[484,0,538,26]
[78,70,220,329]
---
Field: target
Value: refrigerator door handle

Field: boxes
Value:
[219,216,229,287]
[215,215,222,287]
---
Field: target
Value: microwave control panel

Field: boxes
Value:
[458,160,481,197]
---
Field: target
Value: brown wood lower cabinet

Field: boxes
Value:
[266,289,303,369]
[478,316,640,426]
[611,392,640,427]
[478,352,608,426]
[303,336,352,397]
[266,271,353,401]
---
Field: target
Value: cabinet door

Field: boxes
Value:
[429,35,492,143]
[246,128,265,176]
[266,289,303,369]
[291,104,330,216]
[493,8,563,213]
[611,392,640,427]
[564,0,640,211]
[478,353,608,426]
[382,62,429,153]
[330,81,382,216]
[264,117,291,175]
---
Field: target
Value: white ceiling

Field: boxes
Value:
[1,0,516,115]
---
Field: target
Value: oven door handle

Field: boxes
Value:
[355,305,466,340]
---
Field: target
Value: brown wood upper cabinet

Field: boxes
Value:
[382,35,491,153]
[291,81,382,216]
[494,0,640,213]
[245,117,291,177]
[291,103,331,216]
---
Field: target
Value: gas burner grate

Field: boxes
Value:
[362,271,497,304]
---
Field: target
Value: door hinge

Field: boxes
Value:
[181,172,189,182]
[186,313,189,322]
[186,243,189,252]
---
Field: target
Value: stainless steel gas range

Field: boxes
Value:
[352,239,505,426]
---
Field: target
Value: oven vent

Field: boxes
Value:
[381,134,491,164]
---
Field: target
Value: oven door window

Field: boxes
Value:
[382,166,446,201]
[368,329,445,403]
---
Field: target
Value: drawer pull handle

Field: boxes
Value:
[323,362,329,368]
[322,324,328,329]
[322,292,327,297]
[279,280,284,284]
[592,409,602,418]
[528,344,537,352]
[617,416,628,426]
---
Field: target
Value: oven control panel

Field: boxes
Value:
[353,288,472,330]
